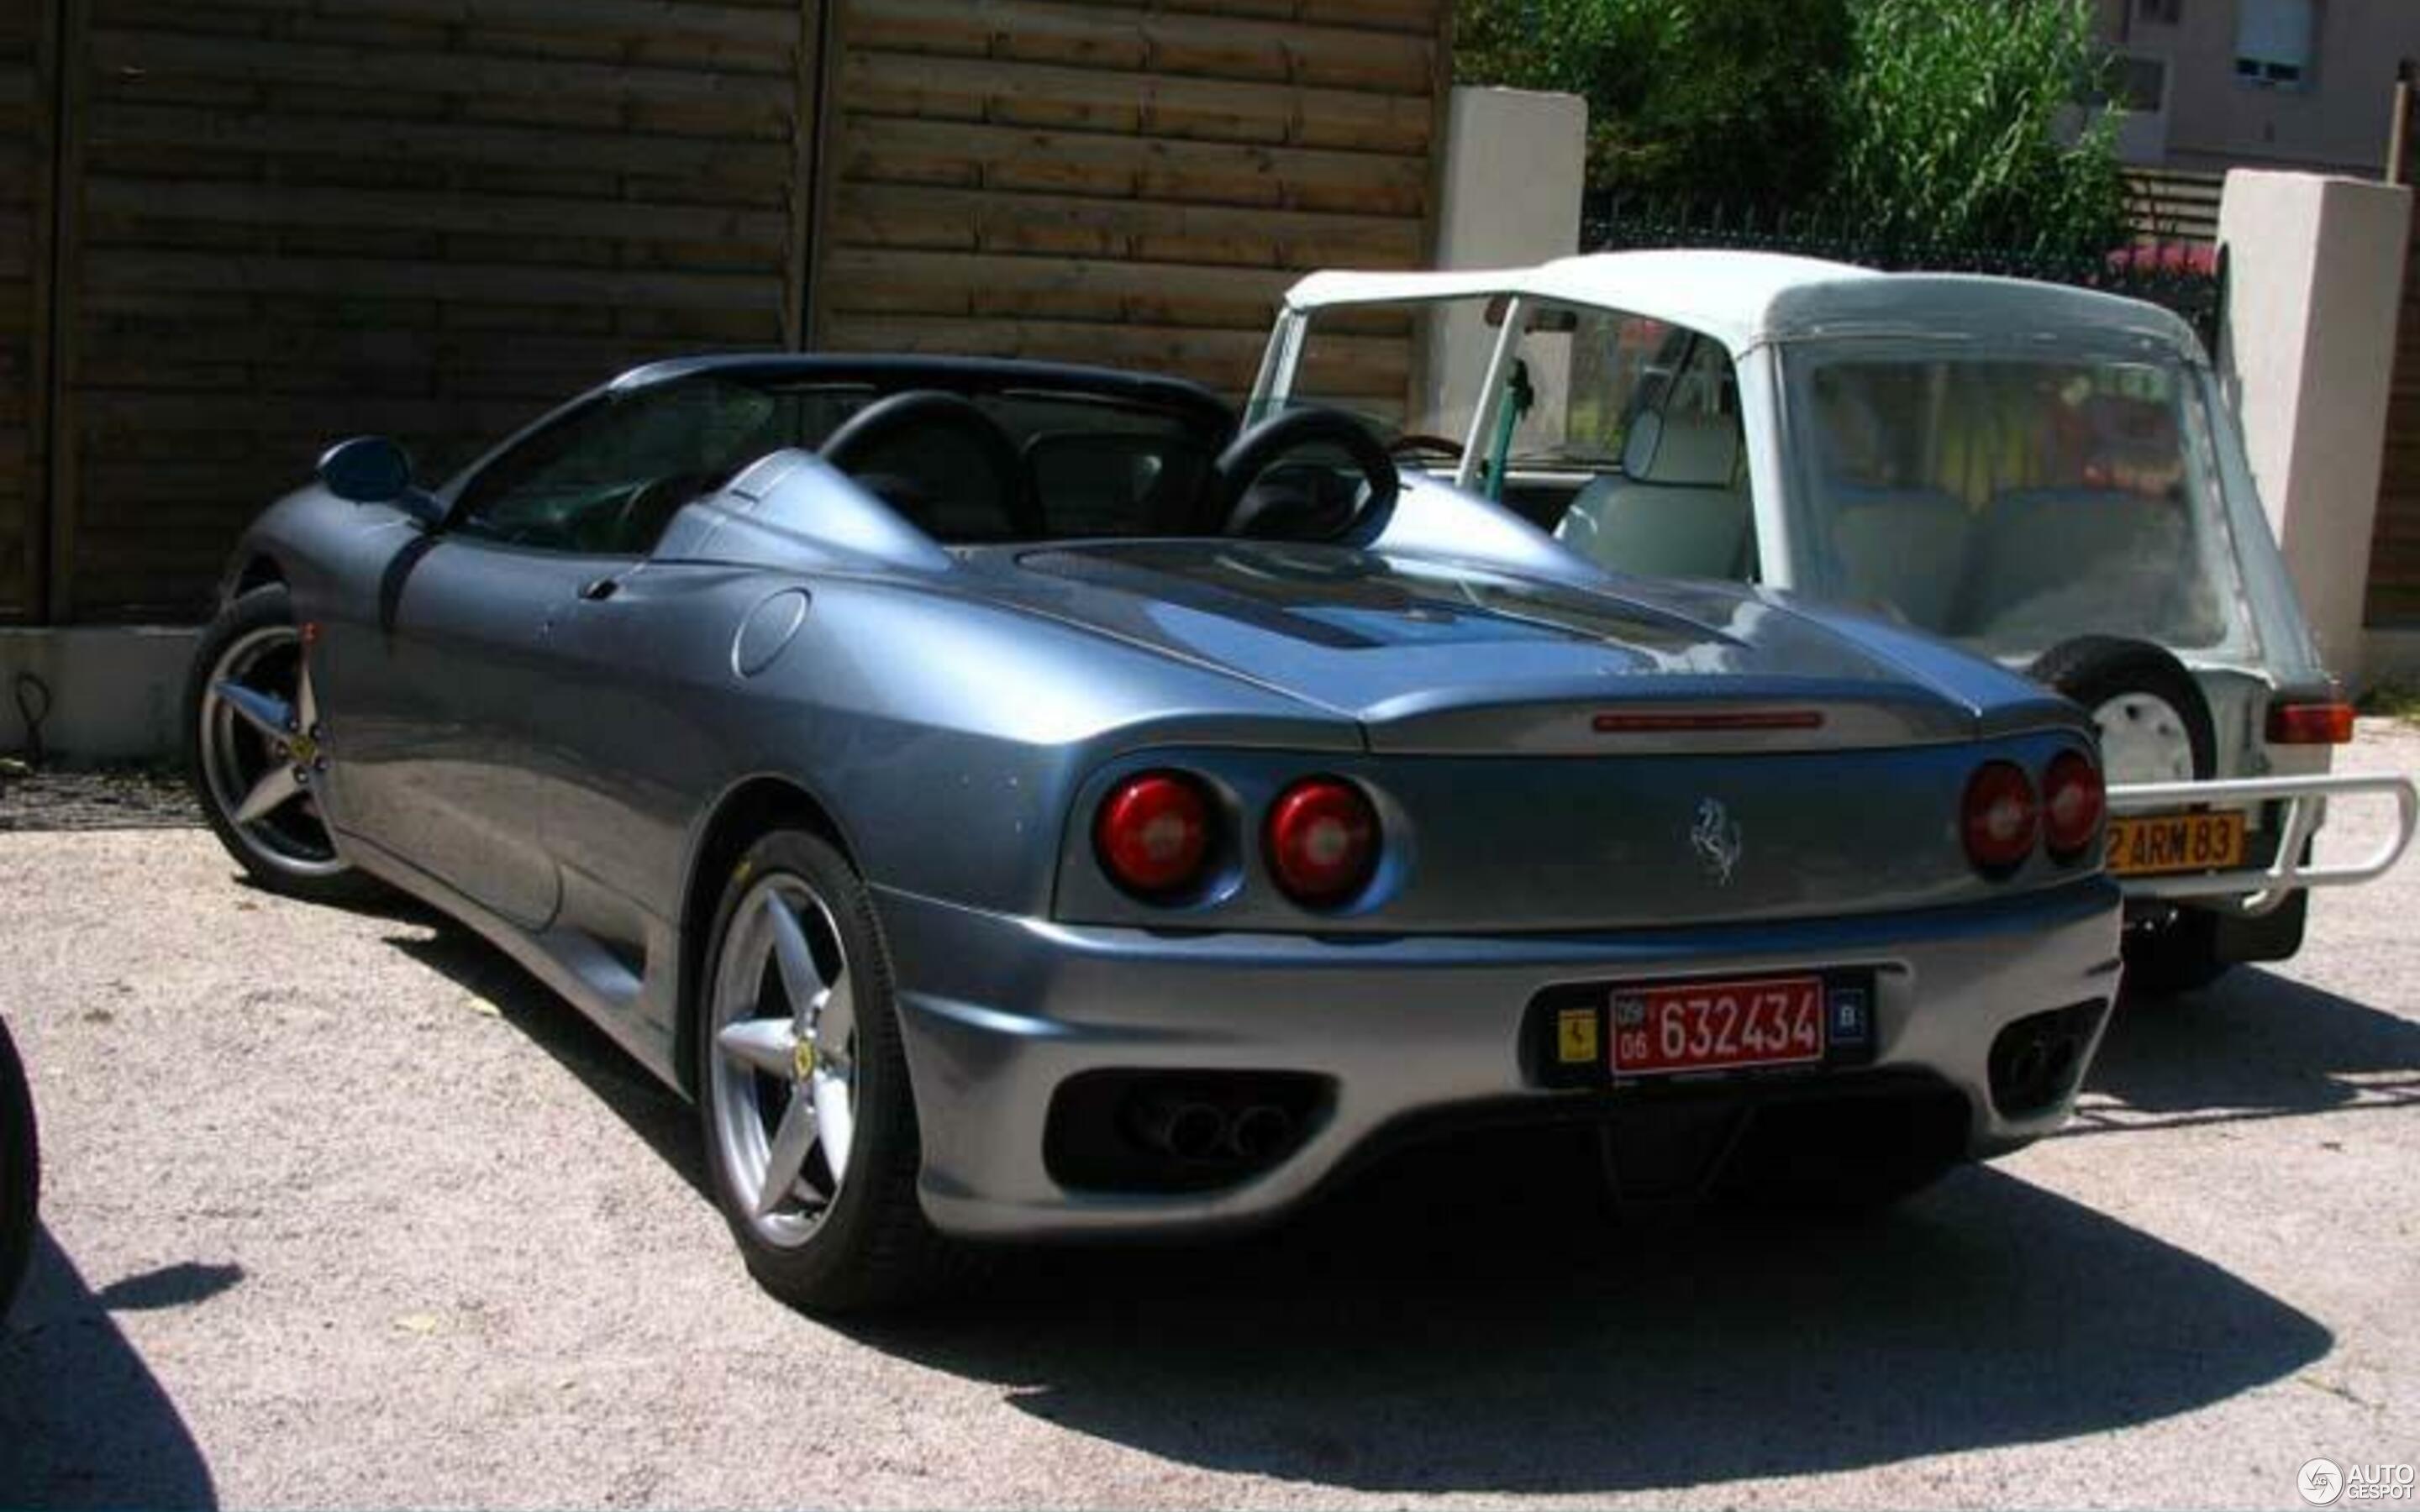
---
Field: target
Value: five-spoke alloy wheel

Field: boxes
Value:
[697,828,952,1311]
[185,584,378,902]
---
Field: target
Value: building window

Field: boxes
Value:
[2139,0,2182,24]
[2112,53,2170,113]
[2235,0,2316,87]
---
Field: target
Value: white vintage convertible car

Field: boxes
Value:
[1250,250,2416,992]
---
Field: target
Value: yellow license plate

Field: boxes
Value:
[2106,811,2248,876]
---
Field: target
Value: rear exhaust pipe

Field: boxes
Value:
[1132,1096,1228,1160]
[1229,1105,1295,1162]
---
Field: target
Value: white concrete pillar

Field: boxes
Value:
[2217,170,2412,683]
[1421,87,1587,447]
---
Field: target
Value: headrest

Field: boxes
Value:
[1621,409,1742,487]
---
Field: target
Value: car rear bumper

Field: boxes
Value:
[876,879,2123,1241]
[2107,772,2417,914]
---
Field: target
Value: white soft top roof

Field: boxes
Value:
[1282,249,2203,359]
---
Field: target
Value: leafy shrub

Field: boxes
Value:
[1456,0,2125,257]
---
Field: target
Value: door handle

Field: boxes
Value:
[577,576,620,602]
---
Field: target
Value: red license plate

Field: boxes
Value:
[1609,974,1826,1076]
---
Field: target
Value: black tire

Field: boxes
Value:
[2028,635,2217,782]
[183,584,382,905]
[695,829,962,1312]
[0,1016,37,1321]
[2028,636,2231,997]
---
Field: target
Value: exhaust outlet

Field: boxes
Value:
[1132,1096,1228,1160]
[1228,1105,1294,1161]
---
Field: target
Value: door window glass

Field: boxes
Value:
[452,379,782,554]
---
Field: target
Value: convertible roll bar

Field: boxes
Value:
[2105,772,2419,916]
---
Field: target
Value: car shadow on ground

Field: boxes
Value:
[836,1136,2331,1494]
[382,913,2340,1496]
[0,1231,220,1509]
[381,916,707,1200]
[2081,966,2420,1130]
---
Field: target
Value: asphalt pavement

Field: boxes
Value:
[1,725,2414,1509]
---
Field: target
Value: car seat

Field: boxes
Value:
[1826,487,1975,633]
[1553,409,1751,580]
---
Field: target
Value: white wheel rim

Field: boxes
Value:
[2092,691,2197,785]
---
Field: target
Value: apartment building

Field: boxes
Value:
[2096,0,2420,172]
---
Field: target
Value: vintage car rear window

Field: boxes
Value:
[1783,347,2260,661]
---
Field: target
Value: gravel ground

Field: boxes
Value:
[2,726,2416,1510]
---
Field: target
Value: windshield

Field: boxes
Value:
[1783,346,2259,662]
[1263,296,1694,470]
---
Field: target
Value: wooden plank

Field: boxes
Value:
[823,311,1406,393]
[831,181,1422,266]
[843,0,1435,96]
[82,249,786,313]
[85,29,802,102]
[834,115,1431,215]
[843,50,1434,154]
[87,102,795,178]
[823,245,1297,328]
[45,0,87,620]
[80,177,792,250]
[783,0,823,349]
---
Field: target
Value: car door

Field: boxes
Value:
[324,377,782,931]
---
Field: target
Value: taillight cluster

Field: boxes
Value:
[1962,750,2104,875]
[1093,771,1381,909]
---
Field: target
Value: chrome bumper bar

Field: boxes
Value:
[2105,773,2419,914]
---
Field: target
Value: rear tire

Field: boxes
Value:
[2028,636,2216,785]
[0,1016,37,1320]
[184,584,381,905]
[2028,636,2231,997]
[694,829,960,1312]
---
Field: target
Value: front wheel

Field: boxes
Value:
[184,584,380,904]
[695,830,957,1312]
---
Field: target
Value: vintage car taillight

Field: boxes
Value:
[2267,701,2355,744]
[2041,749,2106,862]
[1094,771,1215,899]
[1265,777,1380,907]
[1962,761,2040,874]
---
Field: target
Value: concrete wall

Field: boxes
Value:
[1418,87,1587,448]
[0,627,197,764]
[2098,0,2418,174]
[2219,169,2412,685]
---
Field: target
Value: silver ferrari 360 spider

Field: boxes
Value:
[187,354,2122,1310]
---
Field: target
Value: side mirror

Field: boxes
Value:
[318,437,445,528]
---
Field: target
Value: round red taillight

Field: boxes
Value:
[1962,761,2039,874]
[2041,749,2106,861]
[1265,777,1381,907]
[1094,772,1215,899]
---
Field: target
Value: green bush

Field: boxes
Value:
[1455,0,2125,257]
[1457,0,1848,205]
[1835,0,2124,253]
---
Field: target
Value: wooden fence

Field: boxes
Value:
[814,0,1444,410]
[2367,185,2420,627]
[1,0,1450,624]
[0,3,47,624]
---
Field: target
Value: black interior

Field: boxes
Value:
[441,356,1402,554]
